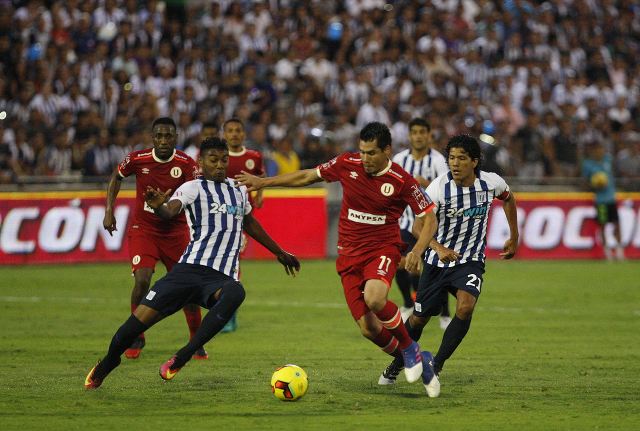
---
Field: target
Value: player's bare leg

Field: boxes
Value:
[612,221,625,260]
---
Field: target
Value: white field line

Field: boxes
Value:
[1,296,634,316]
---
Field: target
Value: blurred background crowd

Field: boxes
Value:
[0,0,639,186]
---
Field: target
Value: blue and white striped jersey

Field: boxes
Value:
[392,148,448,232]
[424,170,510,268]
[171,178,252,280]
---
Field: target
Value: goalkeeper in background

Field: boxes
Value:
[581,141,625,260]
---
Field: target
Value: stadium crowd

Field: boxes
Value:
[0,0,639,185]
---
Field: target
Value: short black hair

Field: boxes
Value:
[202,121,218,130]
[409,118,431,131]
[446,134,482,175]
[200,137,229,155]
[152,117,176,130]
[222,117,244,129]
[360,121,391,150]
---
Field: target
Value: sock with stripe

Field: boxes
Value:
[371,327,402,358]
[375,300,413,350]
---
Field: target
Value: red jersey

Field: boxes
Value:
[227,147,264,177]
[118,148,200,235]
[317,153,434,256]
[227,147,264,205]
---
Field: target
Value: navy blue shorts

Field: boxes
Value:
[414,261,485,317]
[140,263,240,316]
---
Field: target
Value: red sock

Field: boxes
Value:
[372,327,402,357]
[375,301,412,349]
[131,303,145,340]
[183,307,202,339]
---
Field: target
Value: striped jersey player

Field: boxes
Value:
[379,134,519,392]
[391,118,448,319]
[85,137,300,389]
[103,117,204,360]
[423,169,509,267]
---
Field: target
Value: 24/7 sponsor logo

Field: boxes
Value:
[445,205,488,219]
[209,202,245,219]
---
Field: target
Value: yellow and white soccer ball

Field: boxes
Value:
[590,171,608,189]
[270,364,308,401]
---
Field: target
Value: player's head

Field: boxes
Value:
[222,118,245,152]
[199,137,229,182]
[586,141,604,160]
[446,134,482,184]
[408,118,432,152]
[200,121,219,141]
[151,117,177,160]
[359,122,392,175]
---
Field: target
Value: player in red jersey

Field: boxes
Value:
[237,122,440,394]
[220,117,265,332]
[103,117,207,360]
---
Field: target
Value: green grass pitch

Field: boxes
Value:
[1,260,639,430]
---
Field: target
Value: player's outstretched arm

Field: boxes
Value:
[500,192,519,259]
[103,169,123,236]
[243,213,300,277]
[144,186,182,220]
[236,169,322,191]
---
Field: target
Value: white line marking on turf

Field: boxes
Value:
[1,296,634,316]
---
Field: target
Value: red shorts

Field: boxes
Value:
[128,228,190,273]
[335,245,401,321]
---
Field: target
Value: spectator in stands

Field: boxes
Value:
[0,0,637,187]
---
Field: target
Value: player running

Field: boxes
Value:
[379,134,519,396]
[237,122,440,396]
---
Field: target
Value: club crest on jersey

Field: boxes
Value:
[476,191,488,203]
[170,167,182,178]
[245,159,255,170]
[380,183,394,196]
[350,171,358,179]
[141,168,150,174]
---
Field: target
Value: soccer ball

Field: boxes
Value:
[590,171,608,189]
[270,364,308,401]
